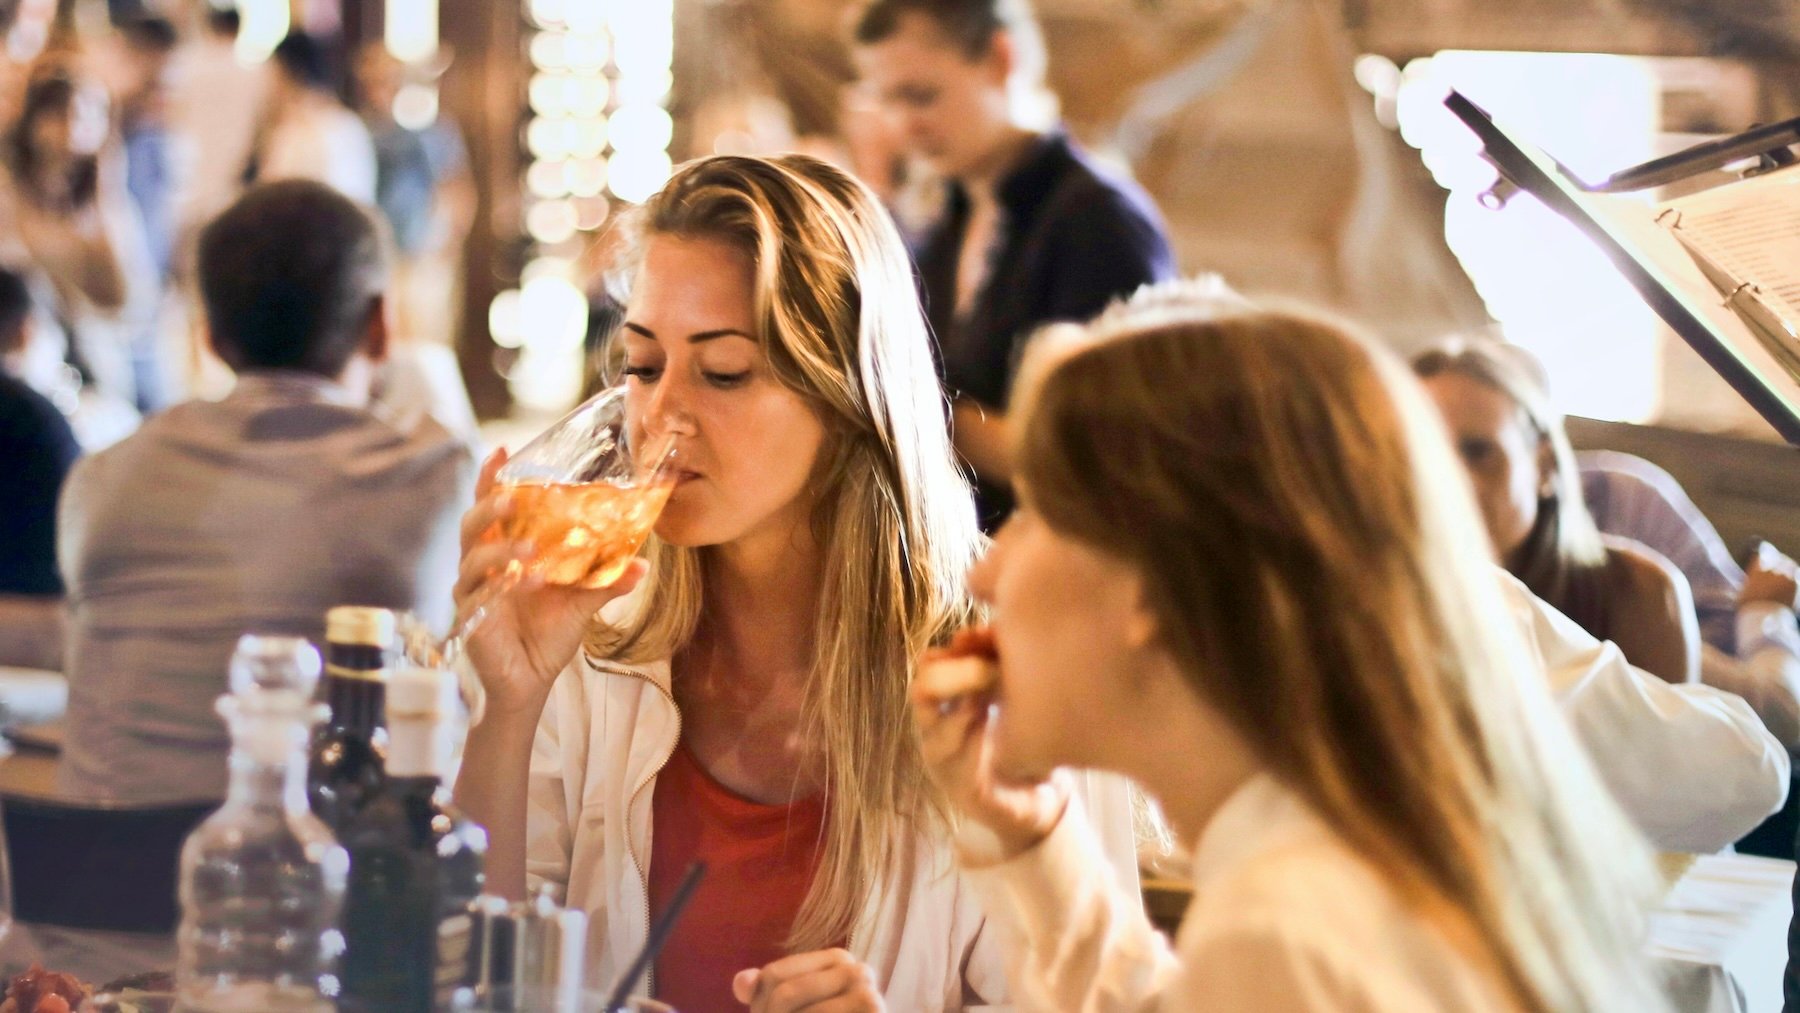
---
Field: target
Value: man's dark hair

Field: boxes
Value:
[119,15,179,53]
[198,180,387,377]
[273,32,336,93]
[204,4,240,36]
[852,0,1021,58]
[0,268,31,356]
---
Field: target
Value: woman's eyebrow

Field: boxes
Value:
[622,322,755,344]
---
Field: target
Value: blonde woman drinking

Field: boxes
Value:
[915,293,1670,1010]
[454,154,1134,1012]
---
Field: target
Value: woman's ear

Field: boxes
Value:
[1122,575,1160,654]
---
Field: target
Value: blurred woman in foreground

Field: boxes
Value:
[915,289,1670,1010]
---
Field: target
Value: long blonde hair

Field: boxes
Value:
[588,154,983,950]
[1013,291,1667,1012]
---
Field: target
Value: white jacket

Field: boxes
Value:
[1500,572,1790,852]
[523,651,1142,1009]
[965,780,1517,1012]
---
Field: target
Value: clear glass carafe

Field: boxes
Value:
[174,636,349,1012]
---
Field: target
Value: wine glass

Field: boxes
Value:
[428,385,678,666]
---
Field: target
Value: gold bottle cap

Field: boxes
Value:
[326,606,397,648]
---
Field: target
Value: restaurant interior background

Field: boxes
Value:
[18,0,1800,544]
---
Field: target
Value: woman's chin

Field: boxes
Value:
[989,716,1056,785]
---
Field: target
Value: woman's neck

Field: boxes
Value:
[690,520,823,692]
[674,524,827,800]
[1107,661,1262,847]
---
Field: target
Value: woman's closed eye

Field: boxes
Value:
[703,370,751,389]
[622,362,752,389]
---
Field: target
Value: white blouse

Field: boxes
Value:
[963,775,1517,1012]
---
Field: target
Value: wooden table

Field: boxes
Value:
[0,749,60,800]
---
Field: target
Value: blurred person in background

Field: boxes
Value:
[56,180,471,803]
[354,44,471,285]
[114,14,180,413]
[1416,337,1701,685]
[852,0,1175,530]
[1579,451,1800,750]
[353,43,477,444]
[115,15,178,283]
[914,295,1671,1011]
[243,31,374,204]
[170,5,265,245]
[0,267,76,671]
[1,65,155,426]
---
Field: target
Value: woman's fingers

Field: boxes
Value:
[460,451,512,551]
[474,447,509,499]
[911,691,986,768]
[554,559,649,620]
[459,489,514,554]
[454,540,533,604]
[740,949,880,1013]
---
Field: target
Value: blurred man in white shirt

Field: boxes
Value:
[244,33,376,205]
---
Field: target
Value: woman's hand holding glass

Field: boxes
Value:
[455,449,648,718]
[911,639,1070,866]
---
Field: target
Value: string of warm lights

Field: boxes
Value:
[494,0,676,412]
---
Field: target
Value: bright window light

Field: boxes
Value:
[235,0,289,63]
[529,33,566,71]
[393,83,439,130]
[607,150,673,204]
[1397,51,1662,423]
[512,0,673,411]
[528,0,565,28]
[566,158,608,198]
[527,159,569,199]
[526,199,580,245]
[488,289,524,349]
[385,0,437,64]
[608,105,673,154]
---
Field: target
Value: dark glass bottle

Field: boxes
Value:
[308,606,394,829]
[337,666,488,1012]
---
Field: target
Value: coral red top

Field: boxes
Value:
[649,739,830,1013]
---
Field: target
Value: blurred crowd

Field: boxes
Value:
[0,2,480,670]
[3,0,1800,1008]
[0,2,474,440]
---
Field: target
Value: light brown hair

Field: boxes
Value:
[1412,337,1612,638]
[589,154,983,950]
[1013,294,1666,1012]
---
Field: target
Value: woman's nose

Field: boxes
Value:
[642,375,698,439]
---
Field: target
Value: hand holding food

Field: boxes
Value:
[912,627,1069,865]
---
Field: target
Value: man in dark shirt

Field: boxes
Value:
[854,0,1176,528]
[0,267,78,668]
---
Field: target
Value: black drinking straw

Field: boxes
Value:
[605,861,707,1012]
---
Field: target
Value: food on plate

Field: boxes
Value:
[88,971,176,1013]
[0,964,90,1013]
